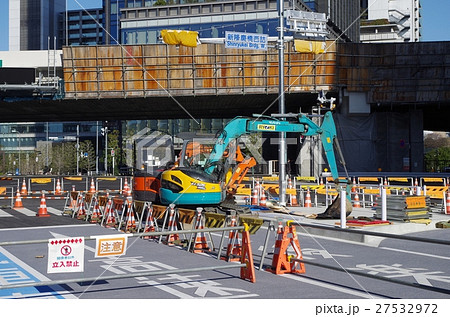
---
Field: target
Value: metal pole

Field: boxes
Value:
[76,125,79,175]
[96,121,99,175]
[381,186,387,221]
[340,188,346,228]
[105,128,108,175]
[278,0,287,206]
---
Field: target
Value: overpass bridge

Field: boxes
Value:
[0,41,448,131]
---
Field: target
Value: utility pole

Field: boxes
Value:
[278,0,287,206]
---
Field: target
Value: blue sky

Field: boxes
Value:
[0,0,449,51]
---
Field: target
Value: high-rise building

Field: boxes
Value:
[9,0,66,51]
[360,0,421,42]
[60,8,104,47]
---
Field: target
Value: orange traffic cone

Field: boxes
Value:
[14,189,24,208]
[20,179,28,195]
[123,178,130,195]
[304,188,312,208]
[124,199,136,233]
[55,178,62,195]
[77,200,87,220]
[90,199,102,223]
[353,192,361,208]
[127,182,132,197]
[89,179,96,193]
[142,204,157,240]
[250,187,258,205]
[255,179,261,202]
[165,204,179,246]
[222,216,241,262]
[191,208,211,254]
[104,199,116,228]
[288,178,298,206]
[351,177,356,193]
[445,192,450,215]
[259,189,267,207]
[37,192,50,217]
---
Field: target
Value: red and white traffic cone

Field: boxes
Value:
[351,177,356,193]
[77,200,87,220]
[304,188,312,208]
[20,179,28,196]
[90,199,102,223]
[251,187,258,205]
[191,208,210,254]
[288,178,298,206]
[104,199,116,228]
[14,189,24,208]
[142,204,156,240]
[123,178,130,195]
[259,189,267,207]
[222,216,241,262]
[353,192,361,208]
[55,178,62,195]
[37,192,50,217]
[89,179,96,193]
[124,199,136,233]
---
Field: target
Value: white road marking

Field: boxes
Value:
[12,208,36,216]
[0,246,77,299]
[380,247,450,261]
[0,209,14,217]
[280,273,385,299]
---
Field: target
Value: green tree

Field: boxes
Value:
[424,147,450,172]
[79,140,96,173]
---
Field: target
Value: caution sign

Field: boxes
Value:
[47,237,84,273]
[93,234,128,258]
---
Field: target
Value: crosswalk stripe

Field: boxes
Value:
[0,209,14,217]
[46,207,63,216]
[12,208,36,216]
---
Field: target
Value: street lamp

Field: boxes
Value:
[11,129,21,175]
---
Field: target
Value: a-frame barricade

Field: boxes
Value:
[113,198,126,230]
[133,200,147,232]
[72,193,85,220]
[97,195,109,221]
[221,215,263,262]
[101,198,116,228]
[240,223,256,283]
[266,221,305,275]
[83,192,96,221]
[63,191,80,216]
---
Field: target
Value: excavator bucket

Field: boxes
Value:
[316,194,352,219]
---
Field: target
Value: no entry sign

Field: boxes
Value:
[47,237,85,273]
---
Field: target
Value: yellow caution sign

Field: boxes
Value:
[0,187,6,195]
[294,40,325,54]
[161,30,198,47]
[31,178,52,184]
[405,196,427,209]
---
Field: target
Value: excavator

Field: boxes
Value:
[159,111,352,217]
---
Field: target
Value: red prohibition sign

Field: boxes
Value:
[61,245,72,256]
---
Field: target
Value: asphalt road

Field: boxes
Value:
[1,198,449,301]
